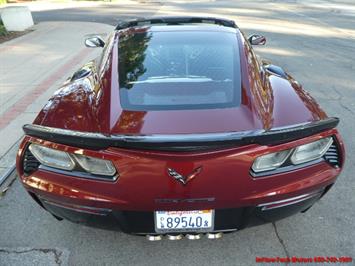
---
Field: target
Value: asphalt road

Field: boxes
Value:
[31,1,163,26]
[1,0,355,265]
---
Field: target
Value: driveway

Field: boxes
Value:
[0,0,354,265]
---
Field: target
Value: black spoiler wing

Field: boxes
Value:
[22,117,339,152]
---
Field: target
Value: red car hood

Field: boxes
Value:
[33,74,327,136]
[109,78,327,136]
[33,36,327,136]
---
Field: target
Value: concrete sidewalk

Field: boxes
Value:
[0,21,113,181]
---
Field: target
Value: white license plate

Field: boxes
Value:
[155,210,214,233]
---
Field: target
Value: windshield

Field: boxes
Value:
[118,29,241,111]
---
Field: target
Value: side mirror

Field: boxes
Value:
[248,34,266,45]
[264,64,287,79]
[85,36,105,48]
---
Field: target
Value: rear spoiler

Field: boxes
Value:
[115,16,237,31]
[23,117,339,152]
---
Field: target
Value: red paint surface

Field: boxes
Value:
[15,24,345,213]
[32,27,327,135]
[17,129,344,211]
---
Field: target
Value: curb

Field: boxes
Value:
[0,164,15,187]
[0,137,21,187]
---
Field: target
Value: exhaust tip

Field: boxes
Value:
[185,234,202,240]
[146,235,163,241]
[206,232,223,239]
[167,234,183,240]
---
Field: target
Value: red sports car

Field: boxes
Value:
[17,17,345,240]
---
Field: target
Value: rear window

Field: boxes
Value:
[118,29,241,111]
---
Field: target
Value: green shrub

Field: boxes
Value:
[0,0,7,5]
[0,20,7,36]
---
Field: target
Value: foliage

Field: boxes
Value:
[118,30,152,89]
[0,20,8,36]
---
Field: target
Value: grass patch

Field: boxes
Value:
[0,20,8,37]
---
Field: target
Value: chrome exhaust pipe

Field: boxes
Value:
[146,235,163,241]
[206,232,223,239]
[185,234,202,240]
[167,234,183,240]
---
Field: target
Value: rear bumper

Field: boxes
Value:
[27,185,328,234]
[17,129,344,234]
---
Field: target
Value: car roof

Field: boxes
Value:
[115,16,238,33]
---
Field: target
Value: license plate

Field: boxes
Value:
[155,210,214,233]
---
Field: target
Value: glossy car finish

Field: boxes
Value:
[31,26,326,135]
[18,129,343,209]
[17,17,345,235]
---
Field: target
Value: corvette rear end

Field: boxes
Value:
[16,17,345,239]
